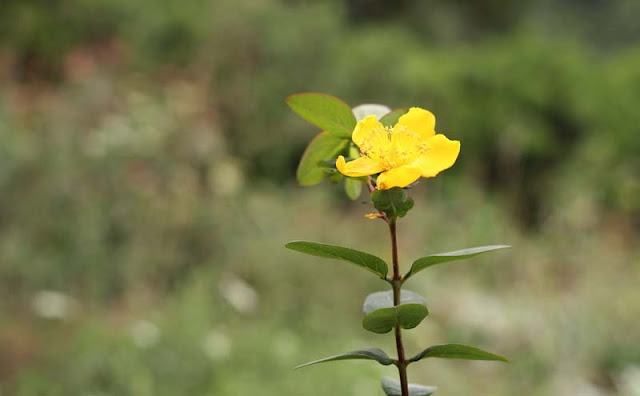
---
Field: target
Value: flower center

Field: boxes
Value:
[357,125,429,169]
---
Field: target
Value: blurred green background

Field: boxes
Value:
[0,0,639,395]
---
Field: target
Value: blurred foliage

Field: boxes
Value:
[0,0,639,395]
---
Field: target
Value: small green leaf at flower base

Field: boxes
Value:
[344,176,362,200]
[381,377,437,396]
[362,303,428,334]
[297,132,349,186]
[404,245,511,279]
[344,145,363,200]
[286,93,356,138]
[294,348,394,370]
[329,172,342,184]
[408,344,509,364]
[362,290,427,315]
[379,108,409,127]
[371,187,414,219]
[285,241,388,278]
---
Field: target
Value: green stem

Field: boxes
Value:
[389,220,409,396]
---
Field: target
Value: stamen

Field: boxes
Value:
[358,124,428,169]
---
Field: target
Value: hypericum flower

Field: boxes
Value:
[336,107,460,189]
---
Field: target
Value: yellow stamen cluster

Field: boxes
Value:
[357,125,429,170]
[336,107,460,189]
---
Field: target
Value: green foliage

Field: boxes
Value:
[344,176,362,200]
[295,348,394,369]
[344,145,363,200]
[409,344,509,363]
[285,241,388,278]
[285,93,356,138]
[296,132,348,186]
[362,303,429,334]
[379,109,409,127]
[372,188,415,219]
[381,377,437,396]
[404,245,511,279]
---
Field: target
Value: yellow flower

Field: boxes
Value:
[336,107,460,189]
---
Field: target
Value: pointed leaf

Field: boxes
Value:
[295,348,394,369]
[362,303,428,334]
[352,104,392,121]
[371,187,414,219]
[363,290,427,315]
[285,241,388,278]
[381,377,437,396]
[405,245,511,279]
[296,132,349,185]
[379,108,409,127]
[286,93,356,138]
[409,343,508,363]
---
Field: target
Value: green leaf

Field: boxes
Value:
[379,108,408,127]
[344,145,362,200]
[409,344,509,363]
[371,187,414,219]
[363,290,427,315]
[344,176,362,200]
[381,377,437,396]
[297,132,349,186]
[352,103,392,121]
[286,93,356,138]
[295,348,394,369]
[285,241,388,278]
[362,303,428,334]
[405,245,511,279]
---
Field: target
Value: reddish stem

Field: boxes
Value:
[389,220,409,396]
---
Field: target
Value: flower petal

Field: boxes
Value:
[395,107,435,139]
[413,134,460,177]
[336,155,385,177]
[376,165,422,189]
[352,115,384,148]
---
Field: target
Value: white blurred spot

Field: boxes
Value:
[554,376,606,396]
[202,330,232,361]
[32,290,76,320]
[352,104,392,121]
[130,320,160,348]
[616,365,640,396]
[219,274,258,315]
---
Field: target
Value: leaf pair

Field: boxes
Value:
[295,343,507,370]
[372,187,415,219]
[362,290,428,334]
[288,93,355,190]
[287,93,407,198]
[381,377,437,396]
[285,240,510,281]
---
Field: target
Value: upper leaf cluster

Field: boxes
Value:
[286,93,408,200]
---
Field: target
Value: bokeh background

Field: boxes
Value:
[1,0,639,395]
